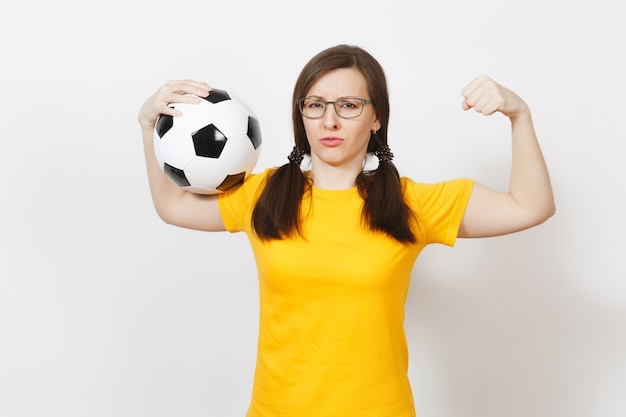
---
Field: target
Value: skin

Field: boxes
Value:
[137,74,555,238]
[138,80,225,232]
[301,68,380,190]
[458,76,555,237]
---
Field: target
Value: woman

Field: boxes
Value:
[138,44,555,417]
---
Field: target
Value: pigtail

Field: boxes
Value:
[252,148,310,240]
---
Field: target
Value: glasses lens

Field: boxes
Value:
[335,99,364,118]
[300,99,326,118]
[299,98,368,119]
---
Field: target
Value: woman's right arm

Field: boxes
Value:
[137,80,227,232]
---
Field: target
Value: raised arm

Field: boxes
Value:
[137,80,226,232]
[458,76,556,238]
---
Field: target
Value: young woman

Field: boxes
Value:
[137,44,555,417]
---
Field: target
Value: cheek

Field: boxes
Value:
[302,121,315,140]
[357,124,374,142]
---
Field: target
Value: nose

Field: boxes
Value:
[322,105,340,130]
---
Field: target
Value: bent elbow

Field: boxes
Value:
[154,205,179,227]
[156,210,175,226]
[533,200,557,226]
[547,201,557,220]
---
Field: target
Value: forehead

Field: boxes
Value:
[306,68,368,98]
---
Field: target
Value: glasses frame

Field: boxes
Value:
[297,97,374,119]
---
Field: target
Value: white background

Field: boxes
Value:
[1,1,625,416]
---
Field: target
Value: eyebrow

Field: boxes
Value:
[304,95,364,100]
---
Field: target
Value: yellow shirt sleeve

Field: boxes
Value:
[217,168,273,233]
[401,176,474,247]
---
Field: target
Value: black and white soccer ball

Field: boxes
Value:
[153,88,262,194]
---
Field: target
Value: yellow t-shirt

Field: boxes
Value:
[218,168,474,417]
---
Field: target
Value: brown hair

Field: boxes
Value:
[252,44,417,243]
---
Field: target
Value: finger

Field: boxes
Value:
[155,94,199,118]
[476,82,506,115]
[163,79,212,98]
[461,75,495,112]
[462,85,486,111]
[157,103,183,118]
[480,95,505,115]
[165,91,204,105]
[461,75,490,99]
[157,82,212,116]
[467,93,505,116]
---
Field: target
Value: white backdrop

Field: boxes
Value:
[1,1,625,416]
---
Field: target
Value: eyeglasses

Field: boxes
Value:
[297,97,373,119]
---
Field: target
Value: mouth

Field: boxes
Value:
[319,136,344,147]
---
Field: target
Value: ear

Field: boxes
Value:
[372,120,381,133]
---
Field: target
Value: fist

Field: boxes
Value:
[461,75,529,118]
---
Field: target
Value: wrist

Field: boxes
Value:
[508,105,531,124]
[140,124,156,144]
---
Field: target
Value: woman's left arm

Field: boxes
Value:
[458,76,556,238]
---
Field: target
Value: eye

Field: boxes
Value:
[338,99,361,109]
[305,100,324,109]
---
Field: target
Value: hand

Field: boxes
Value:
[137,80,212,129]
[461,75,529,119]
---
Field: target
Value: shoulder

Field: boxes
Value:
[245,167,275,189]
[217,167,275,208]
[400,176,474,191]
[226,167,275,194]
[217,167,279,232]
[400,176,475,207]
[400,176,475,245]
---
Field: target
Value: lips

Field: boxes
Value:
[320,137,344,147]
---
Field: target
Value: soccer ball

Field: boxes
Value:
[153,88,262,194]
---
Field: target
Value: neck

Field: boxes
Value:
[309,159,363,190]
